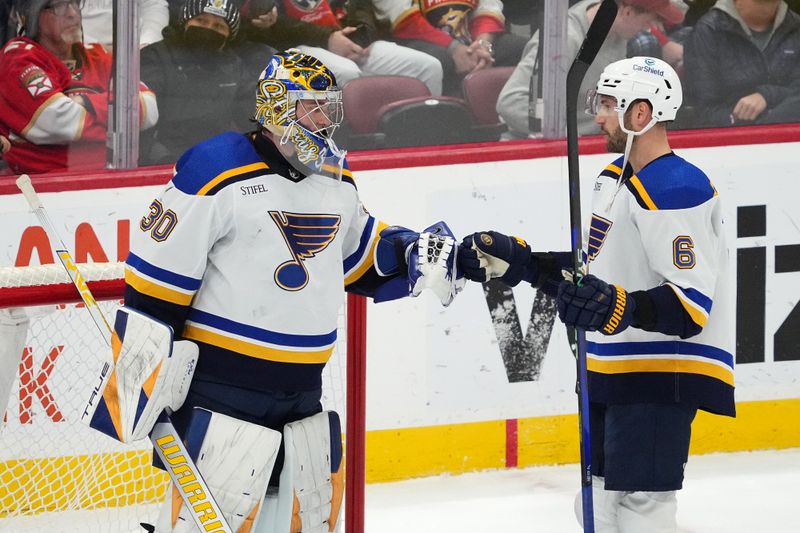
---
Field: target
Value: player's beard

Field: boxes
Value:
[605,114,633,153]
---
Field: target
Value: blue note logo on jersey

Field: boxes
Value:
[588,214,613,262]
[270,211,342,291]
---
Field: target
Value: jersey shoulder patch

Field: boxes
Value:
[172,132,269,196]
[625,153,715,211]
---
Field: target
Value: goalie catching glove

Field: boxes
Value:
[557,275,636,335]
[84,307,198,443]
[372,221,465,306]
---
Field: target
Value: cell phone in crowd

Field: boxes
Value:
[348,24,372,48]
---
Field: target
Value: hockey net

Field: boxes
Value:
[0,262,366,533]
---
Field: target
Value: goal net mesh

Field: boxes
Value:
[0,263,357,533]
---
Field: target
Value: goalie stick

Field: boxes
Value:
[15,174,234,533]
[565,1,618,532]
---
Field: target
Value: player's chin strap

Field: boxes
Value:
[606,113,658,212]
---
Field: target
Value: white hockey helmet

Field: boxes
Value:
[587,56,682,135]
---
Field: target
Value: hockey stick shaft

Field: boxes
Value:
[565,1,618,531]
[16,174,234,533]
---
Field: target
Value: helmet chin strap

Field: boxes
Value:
[616,112,658,187]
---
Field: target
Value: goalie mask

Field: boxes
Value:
[254,50,346,180]
[585,56,682,136]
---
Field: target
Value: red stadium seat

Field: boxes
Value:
[340,76,477,148]
[462,67,515,126]
[342,76,431,135]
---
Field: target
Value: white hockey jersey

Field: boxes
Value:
[125,132,387,392]
[584,152,735,416]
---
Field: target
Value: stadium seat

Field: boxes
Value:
[376,96,474,148]
[340,76,476,149]
[462,67,515,140]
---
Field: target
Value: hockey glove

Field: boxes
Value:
[459,231,536,286]
[556,275,636,335]
[408,221,465,307]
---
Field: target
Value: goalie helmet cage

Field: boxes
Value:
[0,262,367,533]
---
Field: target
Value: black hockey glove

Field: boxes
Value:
[556,275,636,335]
[458,231,536,286]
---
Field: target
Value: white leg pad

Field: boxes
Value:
[573,476,678,533]
[155,408,282,533]
[618,490,677,533]
[256,411,344,533]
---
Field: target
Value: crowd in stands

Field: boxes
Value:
[0,0,798,174]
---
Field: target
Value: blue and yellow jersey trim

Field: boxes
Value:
[172,132,269,196]
[623,153,716,211]
[182,309,337,364]
[125,252,201,306]
[344,216,390,285]
[665,282,712,327]
[586,340,734,386]
[599,162,623,180]
[324,159,355,187]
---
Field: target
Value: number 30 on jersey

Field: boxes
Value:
[140,199,178,242]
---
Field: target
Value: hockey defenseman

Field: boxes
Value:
[95,50,464,532]
[458,57,735,532]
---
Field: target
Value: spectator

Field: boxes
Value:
[0,0,158,174]
[684,0,800,127]
[375,0,528,95]
[227,0,444,95]
[140,0,272,164]
[2,0,12,44]
[81,0,169,48]
[496,0,682,139]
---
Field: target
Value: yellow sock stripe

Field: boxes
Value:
[183,324,333,364]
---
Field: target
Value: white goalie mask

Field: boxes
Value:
[254,50,347,180]
[586,56,683,136]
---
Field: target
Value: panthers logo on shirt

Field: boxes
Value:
[270,211,341,291]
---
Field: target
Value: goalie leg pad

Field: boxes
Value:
[85,306,198,443]
[256,411,344,533]
[155,407,282,533]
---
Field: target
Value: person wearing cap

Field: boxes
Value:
[684,0,800,128]
[139,0,274,164]
[496,0,684,139]
[0,0,159,174]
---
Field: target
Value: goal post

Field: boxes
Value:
[0,262,366,533]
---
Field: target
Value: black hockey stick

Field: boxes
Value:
[565,1,618,531]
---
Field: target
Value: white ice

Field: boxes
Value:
[366,448,800,533]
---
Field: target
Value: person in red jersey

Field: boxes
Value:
[0,0,158,174]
